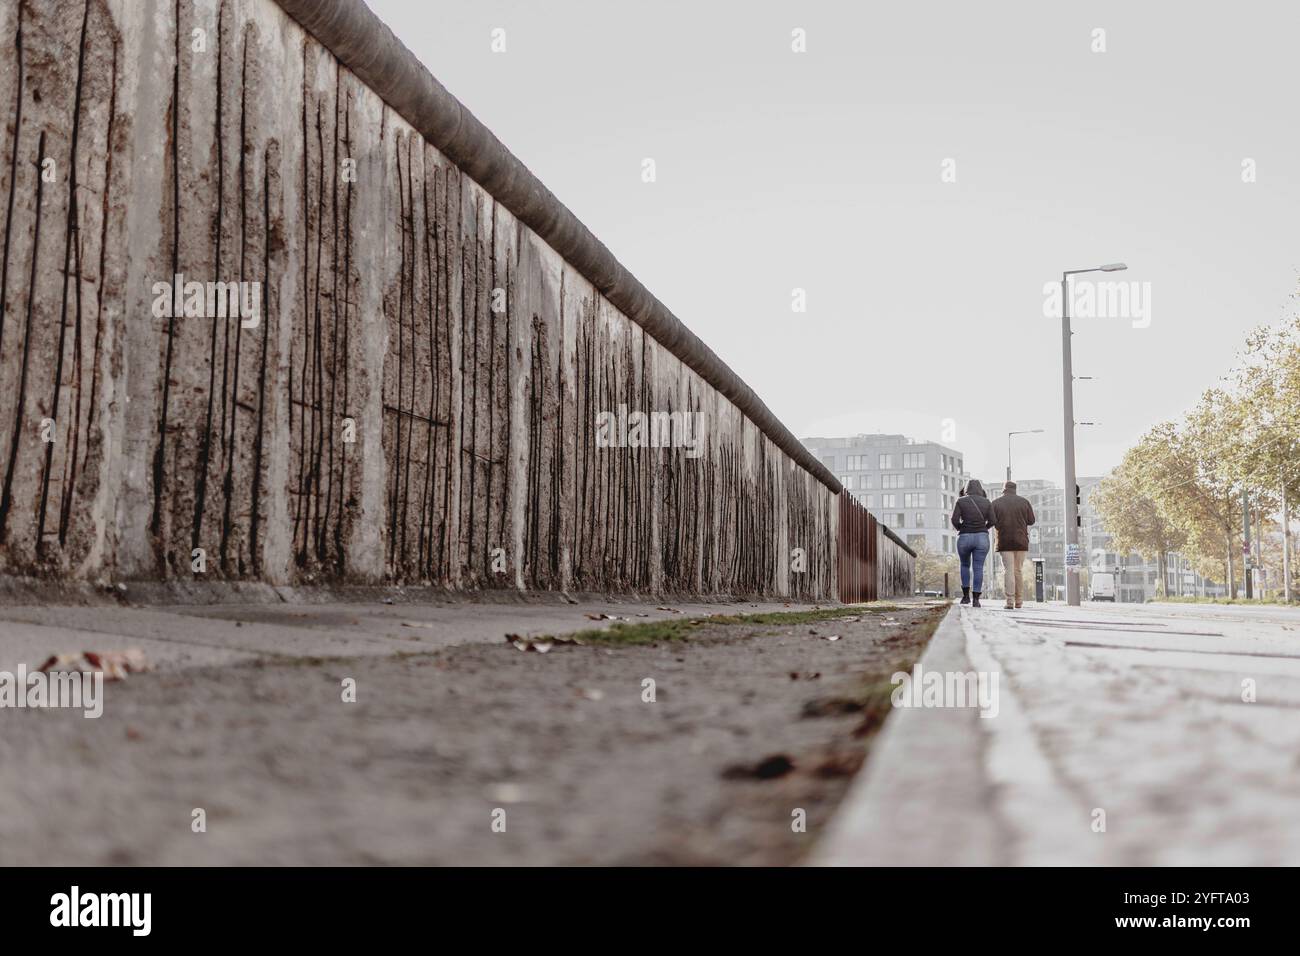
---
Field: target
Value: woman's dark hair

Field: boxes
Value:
[965,479,987,499]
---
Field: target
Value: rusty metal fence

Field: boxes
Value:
[837,493,916,603]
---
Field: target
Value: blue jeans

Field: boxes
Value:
[957,531,990,591]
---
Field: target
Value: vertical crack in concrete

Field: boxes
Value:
[249,142,272,575]
[37,0,91,554]
[387,132,406,568]
[437,160,452,577]
[290,45,308,565]
[321,67,342,572]
[217,21,251,572]
[0,0,22,369]
[0,3,23,543]
[82,36,116,483]
[0,130,45,542]
[192,0,225,555]
[483,197,495,581]
[399,134,415,566]
[334,93,353,575]
[151,0,182,550]
[415,156,438,578]
[308,98,326,562]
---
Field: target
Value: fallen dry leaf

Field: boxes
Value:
[505,633,582,652]
[723,754,796,780]
[38,648,152,682]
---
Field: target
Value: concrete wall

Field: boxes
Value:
[878,525,916,597]
[0,0,861,598]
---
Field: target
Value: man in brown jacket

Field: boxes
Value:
[989,480,1036,609]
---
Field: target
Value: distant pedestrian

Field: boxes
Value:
[989,480,1037,609]
[950,479,993,607]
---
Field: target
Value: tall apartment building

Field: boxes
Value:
[801,434,968,556]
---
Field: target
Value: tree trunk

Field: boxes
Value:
[1156,552,1167,598]
[1283,470,1292,603]
[1226,535,1237,599]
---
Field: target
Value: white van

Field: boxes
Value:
[1090,572,1116,602]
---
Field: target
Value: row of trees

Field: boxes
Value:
[1091,308,1300,599]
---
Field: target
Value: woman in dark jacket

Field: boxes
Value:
[950,479,993,606]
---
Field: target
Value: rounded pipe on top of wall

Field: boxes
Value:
[270,0,841,495]
[881,523,917,558]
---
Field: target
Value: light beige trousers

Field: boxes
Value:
[1002,551,1028,605]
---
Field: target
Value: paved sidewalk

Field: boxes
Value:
[815,600,1300,865]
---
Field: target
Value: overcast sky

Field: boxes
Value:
[367,0,1299,484]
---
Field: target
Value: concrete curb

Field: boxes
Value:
[809,603,1008,865]
[811,602,1110,865]
[957,608,1104,866]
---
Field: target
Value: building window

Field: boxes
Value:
[881,474,904,489]
[878,454,894,469]
[904,493,926,509]
[915,473,925,488]
[914,513,925,527]
[881,494,896,509]
[864,495,874,509]
[903,452,925,469]
[840,475,854,490]
[860,475,874,490]
[894,513,905,527]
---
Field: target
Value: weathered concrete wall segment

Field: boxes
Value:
[269,0,841,496]
[0,0,854,597]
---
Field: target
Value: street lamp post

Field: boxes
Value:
[1061,262,1127,607]
[1007,429,1044,484]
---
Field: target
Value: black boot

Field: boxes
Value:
[972,591,982,608]
[960,587,970,605]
